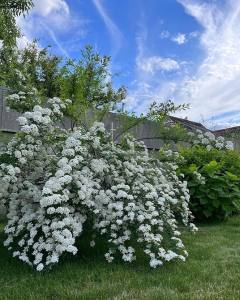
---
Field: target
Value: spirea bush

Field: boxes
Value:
[179,145,240,220]
[189,130,234,151]
[0,98,197,271]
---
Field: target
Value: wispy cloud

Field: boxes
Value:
[17,0,88,55]
[92,0,123,57]
[174,0,240,127]
[124,24,183,114]
[136,25,181,75]
[129,0,240,128]
[160,30,170,39]
[40,22,70,58]
[33,0,69,17]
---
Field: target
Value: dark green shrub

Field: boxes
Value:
[179,146,240,221]
[0,153,16,165]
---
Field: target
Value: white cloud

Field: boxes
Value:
[160,30,197,45]
[137,56,180,74]
[172,33,187,45]
[189,31,199,38]
[33,0,69,17]
[205,118,240,130]
[130,0,240,128]
[124,25,182,114]
[41,23,70,58]
[17,0,88,56]
[174,0,240,126]
[92,0,123,57]
[125,80,178,114]
[136,26,180,75]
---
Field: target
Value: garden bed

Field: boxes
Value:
[1,217,240,300]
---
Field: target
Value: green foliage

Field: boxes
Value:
[0,0,33,15]
[147,101,189,122]
[0,0,189,143]
[0,0,34,98]
[58,45,126,127]
[2,43,127,126]
[180,145,240,175]
[1,217,240,299]
[179,146,240,220]
[20,42,62,98]
[0,42,62,101]
[0,11,19,47]
[0,153,16,165]
[113,100,189,142]
[0,0,33,47]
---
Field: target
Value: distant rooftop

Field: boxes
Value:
[214,126,240,136]
[169,116,208,132]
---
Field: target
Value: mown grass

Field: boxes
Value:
[1,217,240,300]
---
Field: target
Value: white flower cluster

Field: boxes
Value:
[5,65,40,112]
[190,130,234,151]
[0,100,196,271]
[6,89,40,113]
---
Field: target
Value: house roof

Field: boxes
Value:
[214,126,240,136]
[169,116,208,132]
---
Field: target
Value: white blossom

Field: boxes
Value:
[0,99,196,271]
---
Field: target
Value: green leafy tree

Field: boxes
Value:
[0,0,34,97]
[0,41,63,112]
[59,45,126,128]
[0,0,33,13]
[20,42,62,98]
[3,43,127,120]
[0,0,33,55]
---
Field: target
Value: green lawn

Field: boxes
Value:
[1,217,240,300]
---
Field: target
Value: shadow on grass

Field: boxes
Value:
[1,216,240,282]
[0,225,153,280]
[1,217,240,299]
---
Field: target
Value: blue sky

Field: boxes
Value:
[17,0,240,129]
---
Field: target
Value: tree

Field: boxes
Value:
[59,45,126,128]
[1,42,63,112]
[0,0,33,14]
[20,42,62,98]
[0,0,33,46]
[0,1,188,141]
[0,0,34,107]
[3,43,127,120]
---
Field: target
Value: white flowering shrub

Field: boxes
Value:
[5,67,41,113]
[6,89,40,113]
[0,99,197,271]
[189,130,234,151]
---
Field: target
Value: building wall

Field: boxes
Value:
[0,87,189,150]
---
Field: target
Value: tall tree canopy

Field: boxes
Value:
[0,0,33,45]
[59,45,126,127]
[0,0,33,13]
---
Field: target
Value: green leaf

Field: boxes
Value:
[203,210,212,218]
[199,197,208,205]
[212,199,220,208]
